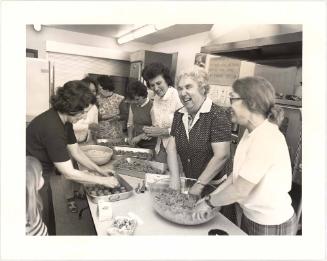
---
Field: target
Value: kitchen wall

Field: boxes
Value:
[150,30,255,106]
[26,25,152,59]
[151,31,211,76]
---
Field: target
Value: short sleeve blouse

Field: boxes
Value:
[171,103,232,180]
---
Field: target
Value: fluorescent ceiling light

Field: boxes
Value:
[154,24,173,30]
[117,24,174,44]
[33,24,42,32]
[133,25,156,38]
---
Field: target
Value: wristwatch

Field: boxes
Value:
[204,195,216,209]
[196,180,206,187]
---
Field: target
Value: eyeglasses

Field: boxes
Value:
[68,110,85,116]
[229,97,245,104]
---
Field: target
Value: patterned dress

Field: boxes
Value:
[97,93,124,139]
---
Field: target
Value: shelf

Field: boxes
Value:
[275,99,302,107]
[201,32,302,65]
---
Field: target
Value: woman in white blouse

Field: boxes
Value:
[194,76,297,235]
[142,63,183,163]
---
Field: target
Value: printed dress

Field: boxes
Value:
[97,93,124,139]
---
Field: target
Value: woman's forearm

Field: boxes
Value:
[210,175,255,207]
[166,138,180,181]
[210,183,242,206]
[127,127,134,139]
[72,147,102,172]
[197,155,228,184]
[55,161,107,185]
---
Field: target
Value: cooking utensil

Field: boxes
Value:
[80,145,113,165]
[84,174,133,203]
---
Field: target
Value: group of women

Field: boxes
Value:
[26,62,297,236]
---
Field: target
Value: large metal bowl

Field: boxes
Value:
[149,177,220,225]
[80,145,113,165]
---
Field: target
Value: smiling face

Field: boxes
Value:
[177,77,206,115]
[229,91,251,126]
[148,75,169,98]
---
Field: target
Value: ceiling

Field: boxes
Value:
[45,24,213,45]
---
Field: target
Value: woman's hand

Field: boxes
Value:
[88,123,99,131]
[139,133,152,141]
[169,176,181,192]
[107,115,120,122]
[101,176,120,188]
[95,166,115,177]
[192,198,212,221]
[143,126,168,137]
[189,183,205,197]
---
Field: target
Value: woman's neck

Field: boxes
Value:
[246,114,266,132]
[57,112,67,125]
[189,97,206,118]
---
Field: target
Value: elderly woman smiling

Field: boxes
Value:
[167,67,232,196]
[193,76,297,235]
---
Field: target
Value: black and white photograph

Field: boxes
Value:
[1,1,326,261]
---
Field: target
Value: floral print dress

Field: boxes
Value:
[97,93,124,139]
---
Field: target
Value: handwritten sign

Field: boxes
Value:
[208,57,241,86]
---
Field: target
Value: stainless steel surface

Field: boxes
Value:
[85,175,133,204]
[112,146,153,160]
[96,138,129,148]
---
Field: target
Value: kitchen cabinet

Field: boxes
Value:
[130,50,174,81]
[26,58,52,122]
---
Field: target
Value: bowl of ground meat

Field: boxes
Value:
[149,177,220,225]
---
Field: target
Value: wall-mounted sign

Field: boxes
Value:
[194,53,207,68]
[208,56,241,86]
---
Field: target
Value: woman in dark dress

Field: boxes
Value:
[167,67,232,195]
[26,80,119,235]
[126,81,157,150]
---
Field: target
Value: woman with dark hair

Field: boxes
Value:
[73,76,99,143]
[126,81,157,149]
[96,75,125,139]
[193,76,297,235]
[142,63,183,163]
[26,80,119,235]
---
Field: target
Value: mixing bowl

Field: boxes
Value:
[149,177,220,225]
[81,145,113,165]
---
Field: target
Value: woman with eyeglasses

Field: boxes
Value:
[193,76,297,235]
[26,80,119,235]
[72,76,99,143]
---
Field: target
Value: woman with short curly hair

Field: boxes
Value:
[26,80,119,235]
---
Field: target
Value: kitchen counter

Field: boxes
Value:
[85,174,247,236]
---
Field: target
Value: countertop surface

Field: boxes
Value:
[86,174,247,236]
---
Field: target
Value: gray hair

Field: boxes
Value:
[176,66,210,95]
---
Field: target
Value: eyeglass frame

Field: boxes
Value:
[229,97,246,104]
